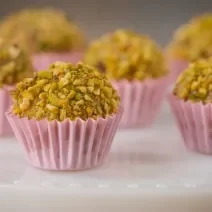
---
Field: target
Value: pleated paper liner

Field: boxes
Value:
[6,108,123,171]
[32,51,84,71]
[112,76,170,129]
[168,94,212,155]
[0,86,14,136]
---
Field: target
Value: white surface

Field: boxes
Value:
[0,103,212,212]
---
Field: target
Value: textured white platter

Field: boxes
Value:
[0,103,212,212]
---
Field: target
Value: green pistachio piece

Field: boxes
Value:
[76,99,84,105]
[84,94,92,101]
[58,77,69,89]
[93,89,100,95]
[21,90,34,100]
[19,98,31,111]
[77,86,87,93]
[60,109,67,121]
[36,79,49,85]
[48,93,68,107]
[87,79,94,87]
[44,83,51,92]
[49,82,57,92]
[86,106,93,115]
[46,104,59,112]
[87,86,94,93]
[102,86,112,98]
[67,90,76,99]
[37,71,53,79]
[73,79,83,86]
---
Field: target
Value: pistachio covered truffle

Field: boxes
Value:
[173,58,212,103]
[11,62,120,121]
[0,39,33,87]
[0,8,85,53]
[84,29,167,81]
[167,14,212,61]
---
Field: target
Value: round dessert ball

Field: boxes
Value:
[167,13,212,61]
[173,57,212,103]
[11,62,120,121]
[0,38,34,87]
[84,29,168,81]
[0,8,85,53]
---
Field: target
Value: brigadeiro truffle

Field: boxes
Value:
[166,13,212,79]
[169,57,212,154]
[0,8,85,71]
[6,62,122,170]
[84,29,170,128]
[0,38,34,136]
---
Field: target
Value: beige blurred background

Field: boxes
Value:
[0,0,211,46]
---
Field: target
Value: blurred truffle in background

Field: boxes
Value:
[0,38,34,136]
[84,29,168,81]
[0,8,86,70]
[166,13,212,79]
[84,29,170,128]
[0,38,33,87]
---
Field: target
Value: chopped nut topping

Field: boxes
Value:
[84,29,168,81]
[173,57,212,103]
[11,62,120,121]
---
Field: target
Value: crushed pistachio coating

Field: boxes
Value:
[0,8,85,53]
[83,29,168,81]
[173,58,212,103]
[167,14,212,61]
[11,62,120,121]
[0,39,33,87]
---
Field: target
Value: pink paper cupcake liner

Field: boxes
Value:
[168,94,212,155]
[0,87,14,136]
[112,77,170,129]
[32,51,84,71]
[167,59,189,81]
[6,108,123,171]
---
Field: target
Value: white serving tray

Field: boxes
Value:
[0,102,212,212]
